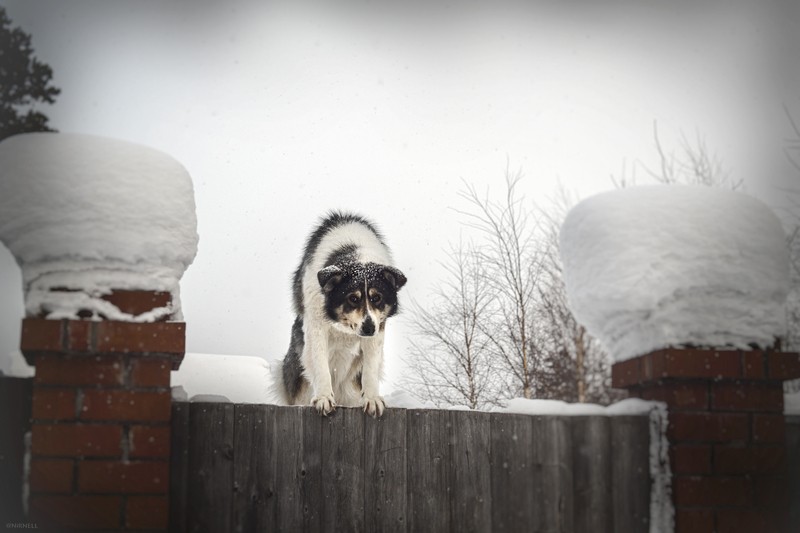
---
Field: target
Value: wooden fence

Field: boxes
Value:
[0,377,32,524]
[169,402,653,533]
[3,378,799,531]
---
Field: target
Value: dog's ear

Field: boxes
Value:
[317,265,343,293]
[382,266,407,290]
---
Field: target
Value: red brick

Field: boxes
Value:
[711,381,784,412]
[646,348,741,381]
[32,388,77,420]
[716,509,782,533]
[742,351,767,379]
[130,357,172,387]
[767,352,800,380]
[20,318,63,352]
[637,382,708,411]
[31,423,122,457]
[79,460,169,493]
[125,495,169,529]
[755,476,789,515]
[103,290,172,317]
[673,475,751,506]
[752,413,786,443]
[34,354,125,386]
[674,509,714,533]
[130,425,171,458]
[29,458,74,493]
[670,445,711,474]
[752,446,788,474]
[29,494,121,529]
[95,320,185,354]
[611,356,642,388]
[714,445,786,475]
[668,412,749,442]
[81,389,171,422]
[65,319,92,351]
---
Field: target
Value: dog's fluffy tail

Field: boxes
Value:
[267,358,291,405]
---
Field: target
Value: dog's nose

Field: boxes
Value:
[360,316,375,337]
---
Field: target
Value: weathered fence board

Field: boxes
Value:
[0,377,32,524]
[232,404,275,533]
[273,403,304,532]
[169,402,190,533]
[407,409,451,533]
[449,411,492,533]
[187,403,235,533]
[364,408,407,533]
[170,403,658,533]
[533,416,575,533]
[300,407,324,531]
[489,413,534,532]
[788,415,800,530]
[571,416,613,533]
[321,407,365,532]
[611,415,651,533]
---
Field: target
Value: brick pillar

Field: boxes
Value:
[613,348,800,533]
[22,290,185,532]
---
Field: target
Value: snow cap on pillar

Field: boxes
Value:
[0,132,199,321]
[558,185,790,362]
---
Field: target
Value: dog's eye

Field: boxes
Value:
[348,294,361,305]
[370,294,382,305]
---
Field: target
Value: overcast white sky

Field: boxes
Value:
[1,0,798,388]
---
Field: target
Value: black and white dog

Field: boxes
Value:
[281,212,406,417]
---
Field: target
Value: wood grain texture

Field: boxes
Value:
[407,409,451,533]
[611,415,651,533]
[489,413,534,533]
[169,401,190,533]
[364,408,408,533]
[321,407,365,533]
[450,410,492,532]
[232,404,276,533]
[167,406,656,533]
[571,416,613,533]
[187,402,235,533]
[532,416,574,533]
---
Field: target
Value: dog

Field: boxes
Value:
[281,211,406,417]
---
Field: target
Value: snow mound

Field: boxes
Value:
[170,353,281,404]
[560,185,790,362]
[0,133,199,320]
[501,397,608,416]
[383,388,437,409]
[786,390,800,415]
[0,350,34,378]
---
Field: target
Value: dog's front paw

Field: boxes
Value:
[361,396,385,418]
[311,394,336,416]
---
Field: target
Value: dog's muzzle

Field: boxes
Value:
[359,316,376,337]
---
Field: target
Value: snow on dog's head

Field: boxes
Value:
[318,261,406,337]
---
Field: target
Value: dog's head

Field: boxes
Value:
[317,262,407,337]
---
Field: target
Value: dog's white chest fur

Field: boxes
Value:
[324,329,365,404]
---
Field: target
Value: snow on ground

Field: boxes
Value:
[502,397,608,415]
[559,185,790,362]
[171,353,281,404]
[0,133,198,321]
[786,390,800,415]
[0,350,34,378]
